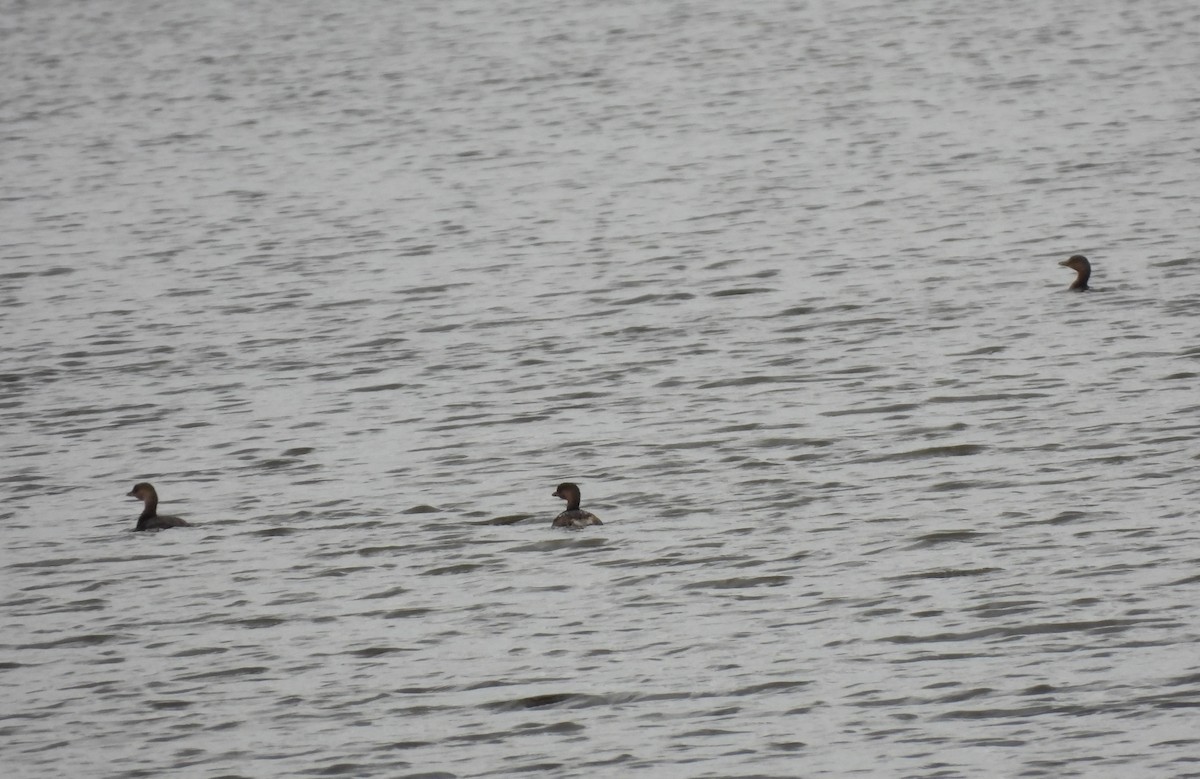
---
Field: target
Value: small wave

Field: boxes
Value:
[867,444,987,462]
[910,530,988,547]
[889,567,1000,581]
[683,575,791,589]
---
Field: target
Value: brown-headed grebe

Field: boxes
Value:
[127,482,190,531]
[1059,254,1091,291]
[551,482,603,528]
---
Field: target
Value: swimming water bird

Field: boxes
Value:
[127,482,190,531]
[1059,254,1092,291]
[551,482,603,528]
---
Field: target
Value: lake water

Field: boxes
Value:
[4,0,1200,776]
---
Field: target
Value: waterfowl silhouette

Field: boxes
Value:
[1059,254,1091,291]
[127,482,190,531]
[551,482,602,528]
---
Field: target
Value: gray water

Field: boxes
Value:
[3,0,1200,776]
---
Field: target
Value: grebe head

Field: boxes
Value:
[1058,254,1091,291]
[127,482,158,502]
[553,482,582,509]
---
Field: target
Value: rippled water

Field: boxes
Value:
[4,0,1200,776]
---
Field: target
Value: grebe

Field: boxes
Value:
[127,482,190,531]
[551,482,603,528]
[1059,254,1091,291]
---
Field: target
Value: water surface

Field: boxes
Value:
[4,0,1200,776]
